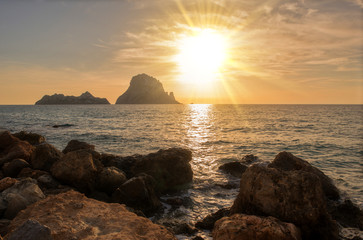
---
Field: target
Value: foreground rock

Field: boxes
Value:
[213,214,301,240]
[6,219,52,240]
[115,74,180,104]
[62,140,95,154]
[35,91,110,105]
[31,144,63,171]
[0,132,34,166]
[230,164,339,240]
[12,131,45,146]
[131,148,193,193]
[6,190,176,240]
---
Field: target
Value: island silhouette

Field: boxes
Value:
[35,91,110,105]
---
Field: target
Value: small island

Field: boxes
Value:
[115,74,180,104]
[35,91,110,105]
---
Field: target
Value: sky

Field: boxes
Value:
[0,0,362,104]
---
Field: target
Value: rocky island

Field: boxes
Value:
[35,91,110,105]
[116,74,180,104]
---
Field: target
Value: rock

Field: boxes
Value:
[17,168,48,179]
[12,131,45,146]
[268,151,340,200]
[96,166,127,195]
[31,143,63,171]
[328,199,363,230]
[112,175,161,215]
[6,219,52,240]
[191,236,204,240]
[230,165,339,240]
[62,140,95,154]
[0,178,45,219]
[157,219,197,235]
[0,178,18,192]
[241,154,258,164]
[164,197,184,206]
[100,154,139,178]
[37,174,60,190]
[50,150,102,192]
[195,208,230,230]
[0,219,11,236]
[131,148,193,193]
[115,74,180,104]
[213,214,302,240]
[5,190,176,240]
[2,159,30,177]
[0,132,34,166]
[35,91,110,105]
[218,161,247,178]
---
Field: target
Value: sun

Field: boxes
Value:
[175,29,228,84]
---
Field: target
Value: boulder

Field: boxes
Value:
[213,214,301,240]
[0,132,34,166]
[195,208,230,230]
[31,143,63,171]
[100,154,139,179]
[17,168,48,179]
[156,219,197,235]
[131,148,193,193]
[241,154,259,164]
[6,219,52,240]
[218,161,247,178]
[37,174,60,190]
[62,140,95,154]
[96,166,127,195]
[0,178,45,219]
[0,178,18,192]
[5,190,176,240]
[268,152,340,200]
[12,131,45,146]
[230,165,338,240]
[112,175,161,215]
[50,150,102,192]
[328,199,363,230]
[2,159,30,177]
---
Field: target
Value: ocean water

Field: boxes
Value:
[0,104,362,228]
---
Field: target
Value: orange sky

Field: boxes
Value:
[0,0,362,104]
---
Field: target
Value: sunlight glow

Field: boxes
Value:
[175,29,228,84]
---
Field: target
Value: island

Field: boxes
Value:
[115,74,180,104]
[35,91,110,105]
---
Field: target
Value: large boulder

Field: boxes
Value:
[50,150,102,192]
[112,175,161,215]
[268,152,340,200]
[96,166,127,195]
[12,131,45,146]
[0,132,34,166]
[2,159,30,177]
[230,165,338,240]
[5,190,176,240]
[31,143,63,171]
[0,178,45,219]
[213,214,301,240]
[218,161,247,178]
[62,140,95,154]
[131,148,193,193]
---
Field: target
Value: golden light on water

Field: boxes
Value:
[174,28,230,85]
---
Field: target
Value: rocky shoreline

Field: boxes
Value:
[0,130,362,240]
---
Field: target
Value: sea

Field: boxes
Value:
[0,104,362,237]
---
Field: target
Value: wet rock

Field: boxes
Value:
[328,199,363,230]
[240,154,259,164]
[51,150,102,192]
[51,124,74,128]
[2,159,30,177]
[13,131,45,146]
[191,236,204,240]
[268,151,340,200]
[0,132,34,166]
[6,190,176,240]
[157,219,197,235]
[213,214,302,240]
[17,168,48,179]
[218,161,247,178]
[6,219,52,240]
[0,178,45,219]
[112,175,161,215]
[195,208,230,230]
[131,148,193,193]
[96,166,127,195]
[0,178,18,192]
[62,140,95,154]
[31,143,63,171]
[230,164,339,240]
[164,197,184,206]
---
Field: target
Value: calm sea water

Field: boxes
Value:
[0,104,362,225]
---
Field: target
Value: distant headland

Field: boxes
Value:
[115,74,180,104]
[35,91,110,105]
